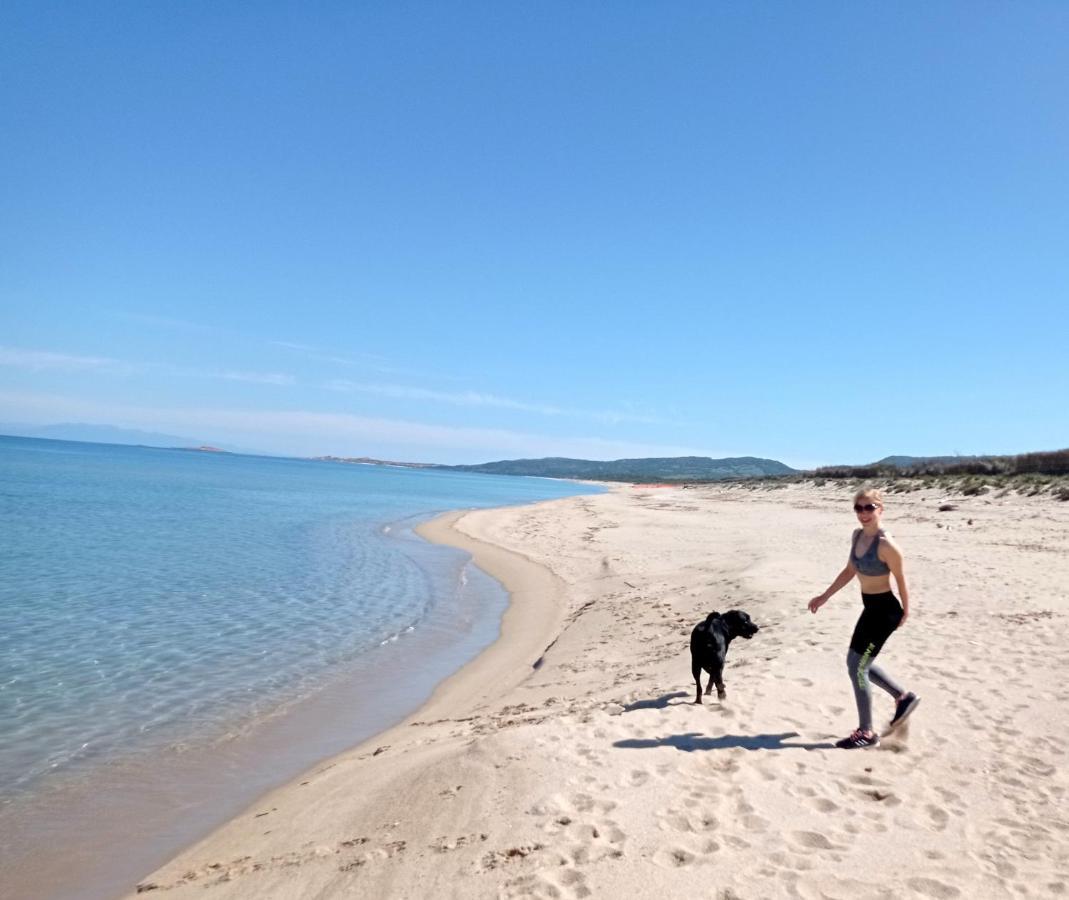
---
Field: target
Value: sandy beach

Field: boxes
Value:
[128,482,1069,899]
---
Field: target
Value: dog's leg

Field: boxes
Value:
[708,664,725,701]
[692,660,704,704]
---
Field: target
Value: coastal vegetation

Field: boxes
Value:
[813,449,1069,479]
[730,449,1069,501]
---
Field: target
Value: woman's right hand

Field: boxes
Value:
[808,595,827,614]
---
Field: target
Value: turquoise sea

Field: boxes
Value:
[0,435,599,898]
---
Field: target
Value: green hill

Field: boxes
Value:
[874,455,985,469]
[445,455,797,482]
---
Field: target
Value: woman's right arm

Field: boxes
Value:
[808,562,856,613]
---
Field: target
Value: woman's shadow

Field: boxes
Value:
[617,693,835,750]
[614,732,835,751]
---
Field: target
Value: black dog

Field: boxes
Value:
[690,610,759,704]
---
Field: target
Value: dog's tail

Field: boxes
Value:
[703,611,721,628]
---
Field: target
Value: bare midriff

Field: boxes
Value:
[858,572,893,594]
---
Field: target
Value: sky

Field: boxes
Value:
[2,3,1067,468]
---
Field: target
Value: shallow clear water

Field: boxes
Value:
[0,436,596,802]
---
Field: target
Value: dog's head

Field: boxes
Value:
[721,609,759,640]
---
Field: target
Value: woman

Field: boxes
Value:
[808,488,920,749]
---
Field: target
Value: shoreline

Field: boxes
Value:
[408,507,572,715]
[117,483,1069,897]
[1,497,588,900]
[122,497,584,897]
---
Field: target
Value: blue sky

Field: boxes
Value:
[2,3,1066,468]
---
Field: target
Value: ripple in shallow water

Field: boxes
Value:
[0,438,598,799]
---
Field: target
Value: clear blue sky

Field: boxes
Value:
[2,3,1066,467]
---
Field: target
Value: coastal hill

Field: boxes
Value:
[320,455,798,482]
[445,456,797,480]
[874,454,988,469]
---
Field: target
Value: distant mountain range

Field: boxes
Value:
[0,422,258,455]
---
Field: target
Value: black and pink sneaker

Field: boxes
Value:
[835,729,880,749]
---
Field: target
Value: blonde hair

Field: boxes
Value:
[853,487,883,506]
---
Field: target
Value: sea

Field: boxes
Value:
[0,435,600,899]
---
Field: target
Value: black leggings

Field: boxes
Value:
[847,592,905,731]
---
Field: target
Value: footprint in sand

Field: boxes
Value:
[1019,755,1057,777]
[504,870,591,899]
[932,786,961,805]
[625,769,651,788]
[925,804,950,831]
[547,815,626,869]
[653,846,697,868]
[857,787,900,806]
[741,813,770,833]
[722,834,751,850]
[430,833,488,853]
[906,876,962,898]
[571,793,596,813]
[658,806,721,836]
[768,849,815,873]
[657,809,697,834]
[789,831,838,851]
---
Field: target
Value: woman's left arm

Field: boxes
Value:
[880,537,910,627]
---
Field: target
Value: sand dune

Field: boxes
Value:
[128,483,1069,899]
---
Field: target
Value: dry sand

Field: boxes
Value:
[128,482,1069,899]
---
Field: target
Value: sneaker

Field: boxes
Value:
[888,692,921,732]
[835,729,880,749]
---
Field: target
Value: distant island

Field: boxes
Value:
[176,445,230,454]
[315,454,798,482]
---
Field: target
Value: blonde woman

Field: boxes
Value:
[808,488,920,749]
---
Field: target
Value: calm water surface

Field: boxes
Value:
[0,436,599,898]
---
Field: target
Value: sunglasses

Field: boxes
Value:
[853,503,881,513]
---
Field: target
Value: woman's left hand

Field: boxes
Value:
[898,609,909,629]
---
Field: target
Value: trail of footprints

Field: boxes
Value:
[501,790,625,898]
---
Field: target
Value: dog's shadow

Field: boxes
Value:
[614,731,836,752]
[621,692,691,712]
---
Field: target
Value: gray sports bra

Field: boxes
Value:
[851,529,890,576]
